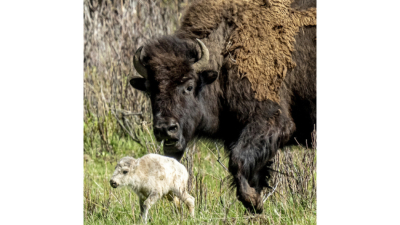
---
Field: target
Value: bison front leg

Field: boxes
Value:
[228,121,287,213]
[234,173,264,213]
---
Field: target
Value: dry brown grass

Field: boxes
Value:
[84,0,192,156]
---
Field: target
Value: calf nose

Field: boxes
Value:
[154,117,179,140]
[110,180,118,188]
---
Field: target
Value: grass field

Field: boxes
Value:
[83,1,316,223]
[84,126,316,225]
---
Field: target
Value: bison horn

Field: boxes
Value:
[193,38,209,72]
[133,46,148,79]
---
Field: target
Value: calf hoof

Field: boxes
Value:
[189,207,195,217]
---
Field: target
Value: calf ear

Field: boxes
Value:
[129,78,147,92]
[199,70,218,85]
[130,158,138,170]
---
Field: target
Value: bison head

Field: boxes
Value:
[130,37,218,160]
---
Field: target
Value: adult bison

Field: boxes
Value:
[130,0,316,213]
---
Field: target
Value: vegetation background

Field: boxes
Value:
[83,0,316,224]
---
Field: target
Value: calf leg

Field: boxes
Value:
[138,196,145,219]
[179,191,195,217]
[166,192,182,215]
[166,192,181,208]
[173,189,195,217]
[140,192,161,223]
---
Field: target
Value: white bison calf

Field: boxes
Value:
[110,154,195,222]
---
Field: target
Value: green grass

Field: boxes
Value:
[84,130,316,225]
[83,0,316,222]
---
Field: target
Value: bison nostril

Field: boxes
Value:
[168,125,178,133]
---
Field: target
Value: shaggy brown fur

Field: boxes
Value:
[130,0,316,214]
[177,0,316,102]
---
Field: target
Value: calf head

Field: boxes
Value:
[110,157,137,188]
[130,37,218,160]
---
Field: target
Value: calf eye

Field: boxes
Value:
[186,86,193,92]
[123,171,128,174]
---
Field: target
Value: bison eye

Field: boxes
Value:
[187,86,193,92]
[123,171,128,175]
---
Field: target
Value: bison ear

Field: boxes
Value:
[129,78,147,92]
[199,70,218,85]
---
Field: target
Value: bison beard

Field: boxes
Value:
[130,0,316,213]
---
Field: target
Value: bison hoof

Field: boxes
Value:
[237,192,263,214]
[240,198,264,214]
[237,183,264,214]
